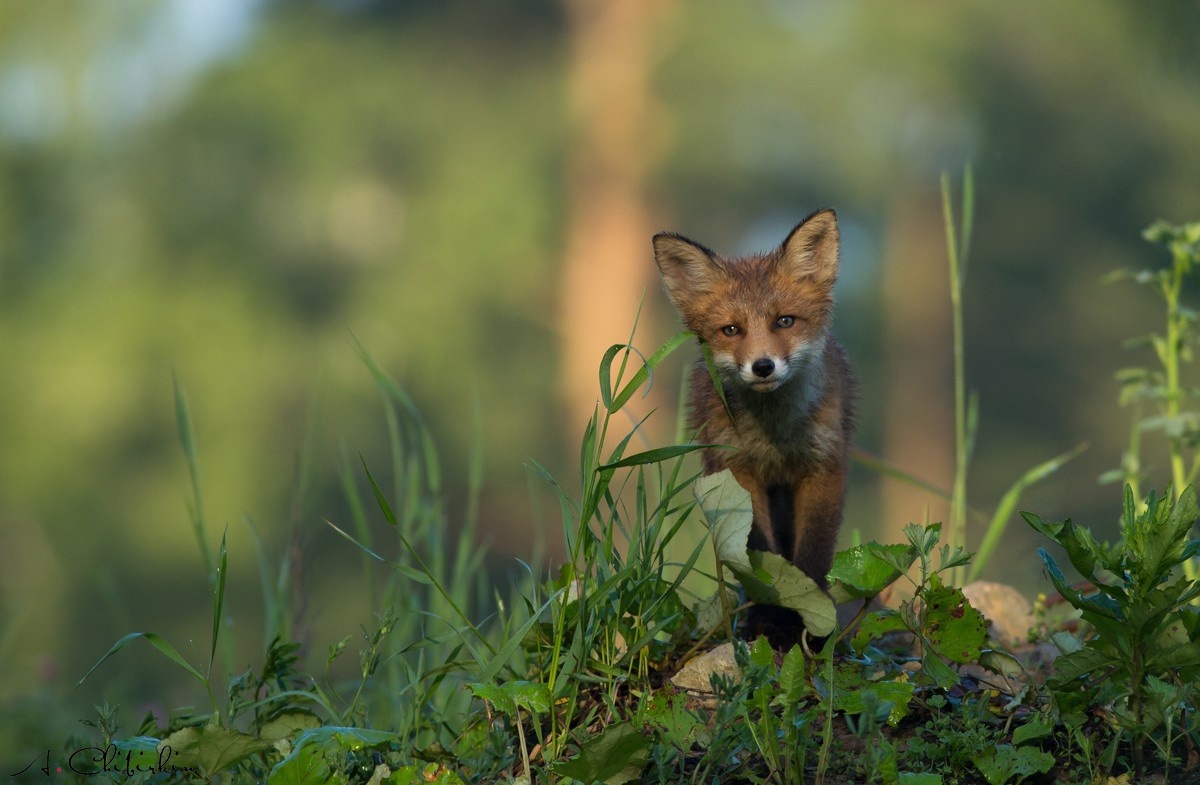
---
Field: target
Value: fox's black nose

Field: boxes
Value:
[751,358,775,378]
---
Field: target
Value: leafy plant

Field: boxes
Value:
[849,523,985,692]
[1024,483,1200,774]
[1104,220,1200,581]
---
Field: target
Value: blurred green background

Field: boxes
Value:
[2,0,1200,741]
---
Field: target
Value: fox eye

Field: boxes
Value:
[720,325,739,337]
[776,316,796,328]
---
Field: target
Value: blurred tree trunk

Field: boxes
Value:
[558,0,676,442]
[878,191,955,545]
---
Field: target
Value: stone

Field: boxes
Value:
[670,643,740,694]
[961,580,1035,649]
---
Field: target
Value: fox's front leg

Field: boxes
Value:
[790,467,848,589]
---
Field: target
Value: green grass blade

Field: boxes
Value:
[173,372,212,577]
[598,343,625,411]
[79,632,206,687]
[243,514,286,646]
[960,162,975,282]
[474,591,561,684]
[358,463,496,655]
[699,342,732,422]
[599,443,714,470]
[353,335,442,503]
[607,330,694,414]
[323,519,433,585]
[209,529,228,677]
[852,448,954,505]
[969,442,1088,581]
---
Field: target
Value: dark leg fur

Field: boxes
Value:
[766,483,796,558]
[740,604,828,653]
[741,473,845,651]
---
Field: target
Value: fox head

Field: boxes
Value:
[653,208,840,393]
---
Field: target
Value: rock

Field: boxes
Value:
[961,581,1034,649]
[670,643,740,694]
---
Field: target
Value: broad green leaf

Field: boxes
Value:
[749,635,775,669]
[641,693,706,750]
[975,744,1054,785]
[898,774,942,785]
[1147,639,1200,672]
[904,522,942,555]
[260,712,322,742]
[114,736,161,753]
[267,741,342,785]
[828,543,914,602]
[1011,718,1053,746]
[508,681,552,714]
[922,575,986,664]
[554,721,652,785]
[387,764,467,785]
[468,682,516,715]
[923,655,961,690]
[1050,630,1084,655]
[777,645,807,705]
[1050,648,1120,686]
[291,726,397,752]
[978,649,1024,680]
[1020,510,1064,541]
[729,550,836,638]
[160,724,271,776]
[1136,485,1198,585]
[695,470,753,573]
[852,609,908,653]
[1034,548,1120,621]
[1054,519,1101,582]
[836,681,915,725]
[469,680,550,716]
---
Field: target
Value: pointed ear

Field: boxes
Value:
[780,208,839,285]
[653,232,725,311]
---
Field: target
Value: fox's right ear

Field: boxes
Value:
[653,233,724,308]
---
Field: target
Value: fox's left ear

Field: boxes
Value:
[780,208,839,285]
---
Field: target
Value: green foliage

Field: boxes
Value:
[1105,220,1200,580]
[1024,483,1200,774]
[851,524,985,691]
[554,722,653,785]
[60,325,1200,783]
[828,543,916,602]
[901,698,1003,782]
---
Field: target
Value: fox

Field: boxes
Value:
[653,208,856,645]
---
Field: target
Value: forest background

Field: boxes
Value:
[2,0,1199,746]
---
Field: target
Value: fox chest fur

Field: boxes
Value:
[691,337,854,485]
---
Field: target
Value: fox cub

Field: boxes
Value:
[654,209,856,642]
